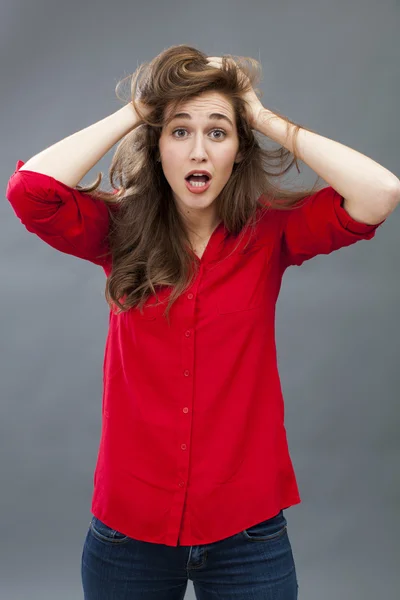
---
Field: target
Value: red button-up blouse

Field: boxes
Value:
[6,160,385,547]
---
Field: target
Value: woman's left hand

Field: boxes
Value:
[206,56,266,130]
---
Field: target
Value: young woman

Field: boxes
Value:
[6,45,399,599]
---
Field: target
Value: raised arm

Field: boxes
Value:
[18,103,140,187]
[6,103,143,267]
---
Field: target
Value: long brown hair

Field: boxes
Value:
[77,44,323,321]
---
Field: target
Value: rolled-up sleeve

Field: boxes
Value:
[280,186,386,269]
[5,160,112,267]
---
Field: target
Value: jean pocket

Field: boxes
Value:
[241,510,287,542]
[90,516,130,545]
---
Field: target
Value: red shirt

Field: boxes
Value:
[6,160,385,547]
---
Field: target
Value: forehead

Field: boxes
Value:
[164,91,234,124]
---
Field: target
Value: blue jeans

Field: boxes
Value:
[81,509,298,599]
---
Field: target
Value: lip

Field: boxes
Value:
[185,169,212,180]
[185,178,212,194]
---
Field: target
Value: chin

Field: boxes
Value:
[175,190,217,207]
[185,197,217,209]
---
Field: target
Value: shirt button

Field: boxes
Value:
[181,444,187,450]
[185,330,191,337]
[179,481,185,487]
[184,370,190,377]
[187,293,194,300]
[183,407,189,413]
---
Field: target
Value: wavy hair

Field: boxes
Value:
[77,44,323,321]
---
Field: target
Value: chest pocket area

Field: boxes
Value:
[214,242,271,315]
[138,301,161,320]
[137,289,170,321]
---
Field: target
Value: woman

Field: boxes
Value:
[6,44,399,599]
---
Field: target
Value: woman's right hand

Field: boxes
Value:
[131,98,153,121]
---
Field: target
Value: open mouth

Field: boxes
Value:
[185,174,210,186]
[184,175,212,193]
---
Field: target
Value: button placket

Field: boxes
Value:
[177,288,197,490]
[177,268,204,494]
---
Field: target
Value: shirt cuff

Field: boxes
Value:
[333,192,386,234]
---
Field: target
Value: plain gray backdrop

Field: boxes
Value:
[1,0,399,598]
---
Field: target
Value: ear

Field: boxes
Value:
[234,151,244,163]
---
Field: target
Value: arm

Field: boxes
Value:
[278,186,385,270]
[206,55,399,224]
[19,103,140,187]
[6,103,141,266]
[255,109,400,225]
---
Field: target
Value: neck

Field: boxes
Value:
[181,207,221,241]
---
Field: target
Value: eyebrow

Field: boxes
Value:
[169,112,234,128]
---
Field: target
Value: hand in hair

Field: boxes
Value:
[206,56,265,130]
[130,97,153,121]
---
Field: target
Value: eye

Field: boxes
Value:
[172,128,227,140]
[211,129,227,140]
[172,128,187,138]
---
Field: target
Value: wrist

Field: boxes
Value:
[256,109,292,146]
[118,103,141,130]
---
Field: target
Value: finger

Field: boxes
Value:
[207,57,238,71]
[206,56,223,68]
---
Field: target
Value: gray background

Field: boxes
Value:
[1,0,399,598]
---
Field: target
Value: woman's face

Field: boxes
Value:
[158,91,242,223]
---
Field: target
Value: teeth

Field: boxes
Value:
[188,180,206,187]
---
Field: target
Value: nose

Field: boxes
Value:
[189,133,208,162]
